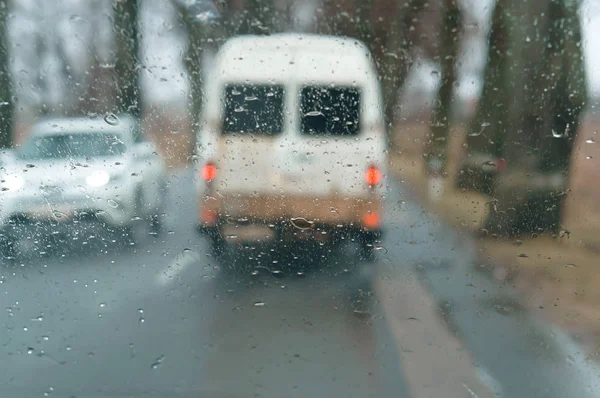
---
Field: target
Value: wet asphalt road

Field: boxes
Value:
[1,168,599,397]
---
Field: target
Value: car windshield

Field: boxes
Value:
[18,133,126,160]
[2,1,600,398]
[300,86,360,136]
[223,84,284,135]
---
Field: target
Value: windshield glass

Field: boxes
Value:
[223,84,284,135]
[18,133,126,160]
[2,1,600,398]
[300,86,360,136]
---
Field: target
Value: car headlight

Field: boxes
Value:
[1,174,24,191]
[86,171,110,187]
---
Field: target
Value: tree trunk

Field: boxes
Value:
[0,2,13,148]
[424,0,461,174]
[482,0,587,236]
[380,0,426,132]
[113,0,141,118]
[456,0,509,194]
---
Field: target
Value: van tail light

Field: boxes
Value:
[365,165,382,186]
[201,162,217,182]
[201,208,217,226]
[363,211,380,229]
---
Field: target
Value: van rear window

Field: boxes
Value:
[223,85,284,135]
[300,86,360,136]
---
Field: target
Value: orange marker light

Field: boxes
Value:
[201,208,217,225]
[365,165,382,186]
[202,163,217,181]
[363,211,380,229]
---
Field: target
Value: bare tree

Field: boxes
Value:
[113,0,141,117]
[456,0,588,236]
[456,0,509,194]
[0,0,13,147]
[424,0,461,174]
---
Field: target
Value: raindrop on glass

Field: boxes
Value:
[104,113,119,126]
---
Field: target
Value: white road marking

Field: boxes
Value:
[156,250,201,286]
[550,326,600,396]
[475,366,503,397]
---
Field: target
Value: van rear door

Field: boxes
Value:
[215,83,285,195]
[273,85,380,198]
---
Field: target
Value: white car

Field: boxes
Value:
[0,115,167,257]
[196,34,386,261]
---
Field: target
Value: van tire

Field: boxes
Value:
[206,228,226,258]
[358,230,380,263]
[358,244,375,263]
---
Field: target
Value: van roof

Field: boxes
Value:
[204,34,383,126]
[214,33,376,84]
[220,33,370,56]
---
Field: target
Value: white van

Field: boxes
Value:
[195,34,386,260]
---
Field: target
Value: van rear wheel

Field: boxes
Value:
[205,227,226,258]
[358,230,381,263]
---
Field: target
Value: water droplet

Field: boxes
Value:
[23,326,28,331]
[32,314,44,322]
[245,95,258,101]
[586,138,595,144]
[25,163,35,168]
[42,336,49,341]
[150,355,165,369]
[104,113,119,126]
[107,199,119,208]
[565,263,578,268]
[304,110,324,117]
[99,303,106,308]
[290,217,314,230]
[517,253,528,258]
[51,210,66,219]
[65,346,71,351]
[27,347,34,354]
[253,301,266,307]
[586,156,593,160]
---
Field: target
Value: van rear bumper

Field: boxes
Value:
[197,221,382,244]
[197,193,382,243]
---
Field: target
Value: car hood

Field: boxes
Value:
[6,157,130,187]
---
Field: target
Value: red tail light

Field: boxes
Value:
[363,211,380,229]
[202,163,217,182]
[365,165,382,186]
